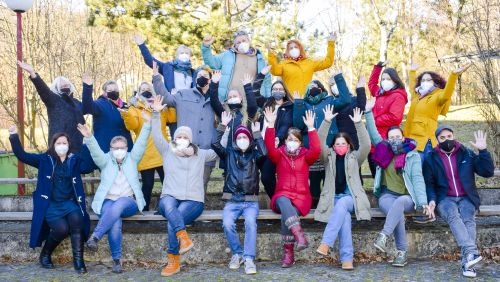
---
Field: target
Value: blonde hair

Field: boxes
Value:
[110,136,128,147]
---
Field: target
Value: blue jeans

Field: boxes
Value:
[437,196,478,265]
[418,139,434,163]
[275,196,299,236]
[378,193,415,251]
[92,197,138,260]
[321,195,354,262]
[222,201,259,260]
[158,195,204,255]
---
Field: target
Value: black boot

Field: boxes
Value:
[70,231,87,274]
[39,235,61,269]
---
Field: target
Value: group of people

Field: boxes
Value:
[9,30,495,278]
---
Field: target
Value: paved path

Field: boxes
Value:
[0,261,498,281]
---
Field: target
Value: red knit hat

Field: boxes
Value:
[234,125,252,141]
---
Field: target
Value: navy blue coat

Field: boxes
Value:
[423,145,495,209]
[9,134,93,248]
[81,83,133,153]
[138,43,196,92]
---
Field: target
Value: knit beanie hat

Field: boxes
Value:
[174,126,193,143]
[234,125,252,141]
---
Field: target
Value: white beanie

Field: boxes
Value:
[174,126,193,143]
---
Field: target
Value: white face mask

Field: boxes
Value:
[54,144,69,156]
[331,84,339,95]
[286,140,300,152]
[227,97,242,104]
[420,81,434,92]
[381,80,395,92]
[289,48,300,59]
[112,149,127,161]
[178,53,190,62]
[236,138,250,151]
[237,42,250,53]
[175,138,190,150]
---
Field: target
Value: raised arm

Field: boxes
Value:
[134,35,165,75]
[211,124,228,159]
[368,63,383,97]
[18,61,58,107]
[201,36,223,69]
[251,122,267,158]
[364,104,383,146]
[408,64,418,99]
[8,126,42,168]
[151,96,170,154]
[209,72,224,117]
[331,72,352,111]
[79,124,108,169]
[130,115,152,162]
[303,110,321,164]
[355,76,367,111]
[81,74,101,116]
[153,73,176,107]
[318,104,337,164]
[313,35,336,71]
[268,50,284,76]
[469,130,495,178]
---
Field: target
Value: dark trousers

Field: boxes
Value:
[259,157,276,199]
[140,166,165,211]
[309,170,325,209]
[367,152,377,178]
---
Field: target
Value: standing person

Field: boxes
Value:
[293,75,351,207]
[315,107,371,270]
[149,96,219,277]
[404,63,471,160]
[264,109,321,268]
[153,62,219,190]
[201,30,271,100]
[17,61,86,153]
[266,33,336,97]
[367,61,408,177]
[8,125,93,274]
[365,100,429,267]
[133,34,195,134]
[423,126,494,278]
[79,120,149,273]
[212,112,266,275]
[120,81,174,211]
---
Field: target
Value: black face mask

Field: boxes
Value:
[309,87,321,97]
[107,91,119,100]
[439,139,456,152]
[228,103,242,110]
[60,88,71,95]
[141,91,153,99]
[197,76,209,88]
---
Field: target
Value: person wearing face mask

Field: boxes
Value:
[8,126,94,274]
[367,61,408,178]
[263,109,321,268]
[423,126,494,278]
[211,112,266,275]
[17,61,86,153]
[77,120,149,274]
[201,30,271,100]
[148,95,218,277]
[404,63,472,161]
[266,33,336,97]
[364,100,429,268]
[314,107,371,270]
[120,81,174,211]
[154,63,220,191]
[293,75,351,208]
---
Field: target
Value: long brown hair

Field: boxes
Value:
[332,132,355,150]
[264,80,293,110]
[47,132,71,160]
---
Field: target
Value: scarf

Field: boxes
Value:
[171,59,193,78]
[416,85,437,100]
[171,143,195,157]
[110,98,126,109]
[304,91,327,105]
[372,138,417,174]
[283,54,304,62]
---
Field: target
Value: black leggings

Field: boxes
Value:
[46,210,83,241]
[140,166,165,211]
[259,157,276,199]
[367,152,377,178]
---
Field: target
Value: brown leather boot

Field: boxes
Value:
[161,254,180,277]
[342,261,354,270]
[176,230,194,255]
[316,243,329,256]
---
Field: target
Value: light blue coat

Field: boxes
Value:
[365,111,428,208]
[84,123,151,215]
[201,44,272,100]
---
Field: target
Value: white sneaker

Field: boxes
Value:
[244,259,257,275]
[462,266,477,278]
[228,254,244,269]
[465,254,482,269]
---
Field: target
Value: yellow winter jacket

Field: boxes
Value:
[268,40,335,98]
[403,71,458,151]
[121,101,174,171]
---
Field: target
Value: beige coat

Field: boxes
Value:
[314,120,372,222]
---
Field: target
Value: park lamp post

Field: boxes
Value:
[5,0,34,195]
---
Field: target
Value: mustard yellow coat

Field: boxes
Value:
[403,71,458,151]
[268,40,335,97]
[121,101,174,171]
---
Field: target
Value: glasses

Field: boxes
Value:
[111,147,127,150]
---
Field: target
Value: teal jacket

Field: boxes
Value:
[365,111,428,208]
[201,44,271,100]
[84,123,151,215]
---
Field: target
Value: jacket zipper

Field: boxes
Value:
[446,154,460,197]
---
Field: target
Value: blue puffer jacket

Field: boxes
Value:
[201,44,271,100]
[9,134,93,248]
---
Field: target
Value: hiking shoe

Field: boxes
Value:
[413,215,436,224]
[374,233,388,253]
[85,236,99,252]
[112,259,123,274]
[462,266,477,278]
[244,259,257,275]
[465,254,482,269]
[392,250,408,267]
[228,254,244,270]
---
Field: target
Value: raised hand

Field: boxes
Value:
[409,63,419,71]
[8,125,17,135]
[365,99,375,111]
[303,110,316,130]
[263,107,277,127]
[77,123,92,138]
[260,65,272,75]
[349,107,363,123]
[241,73,254,85]
[328,32,337,41]
[322,104,338,122]
[221,111,232,126]
[203,35,215,46]
[212,70,222,84]
[453,62,472,74]
[251,121,261,133]
[142,111,151,123]
[82,73,93,85]
[292,91,301,100]
[332,67,342,77]
[469,130,487,150]
[133,34,145,45]
[17,61,35,77]
[356,76,366,88]
[153,61,159,76]
[377,60,390,67]
[151,95,166,112]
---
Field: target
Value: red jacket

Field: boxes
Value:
[265,128,321,216]
[368,65,408,152]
